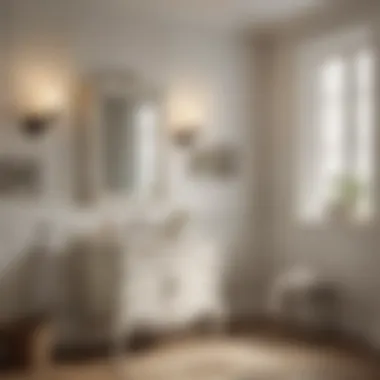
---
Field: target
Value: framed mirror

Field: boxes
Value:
[73,71,166,204]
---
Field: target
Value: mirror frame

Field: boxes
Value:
[72,70,168,205]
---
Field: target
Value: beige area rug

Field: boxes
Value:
[114,338,376,380]
[2,336,376,380]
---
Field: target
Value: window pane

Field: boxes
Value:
[320,58,345,98]
[354,50,375,219]
[315,57,345,214]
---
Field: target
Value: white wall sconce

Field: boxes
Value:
[168,87,206,148]
[14,64,66,137]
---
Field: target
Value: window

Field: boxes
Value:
[298,29,376,223]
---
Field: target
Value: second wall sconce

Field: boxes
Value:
[168,87,206,148]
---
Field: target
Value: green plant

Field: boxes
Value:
[330,173,363,209]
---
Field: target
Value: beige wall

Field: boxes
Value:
[270,0,380,344]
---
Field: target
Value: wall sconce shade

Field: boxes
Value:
[168,88,205,148]
[14,63,67,137]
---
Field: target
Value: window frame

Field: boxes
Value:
[295,26,376,225]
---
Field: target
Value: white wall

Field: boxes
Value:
[271,1,380,344]
[8,0,254,216]
[3,0,379,347]
[0,0,263,330]
[4,0,380,345]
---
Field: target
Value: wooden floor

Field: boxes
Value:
[2,327,379,380]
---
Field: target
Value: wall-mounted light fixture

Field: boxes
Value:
[168,86,206,148]
[14,62,67,137]
[19,82,62,137]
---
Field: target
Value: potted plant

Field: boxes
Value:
[327,174,363,223]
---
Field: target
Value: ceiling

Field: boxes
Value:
[83,0,327,32]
